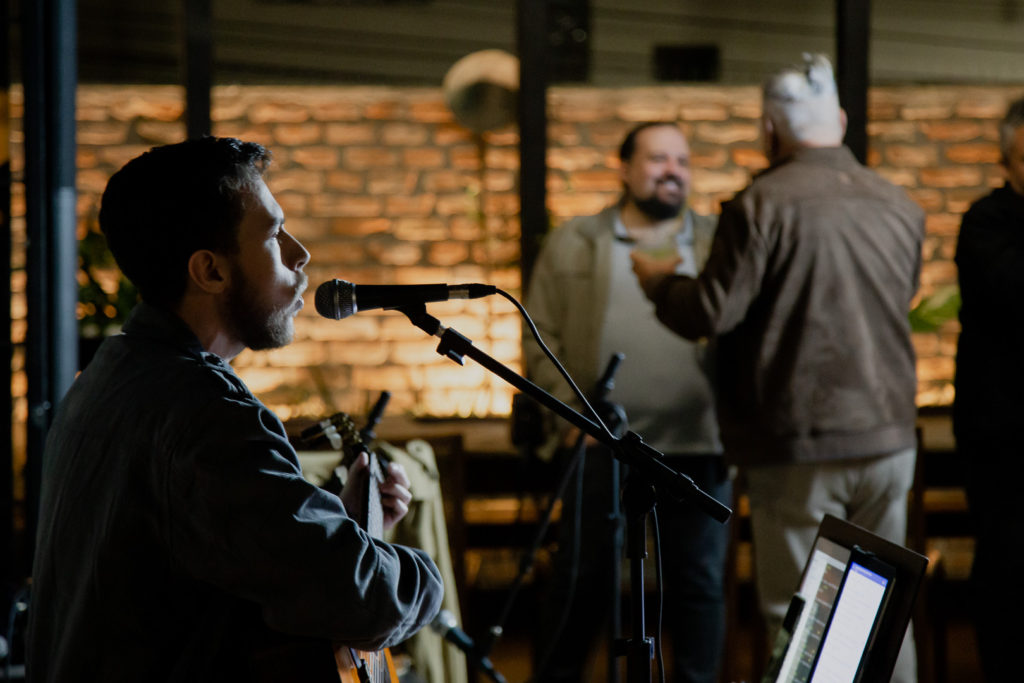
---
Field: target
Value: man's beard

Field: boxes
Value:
[631,193,684,221]
[223,264,304,351]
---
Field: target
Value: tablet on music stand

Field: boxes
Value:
[763,514,928,683]
[807,546,897,683]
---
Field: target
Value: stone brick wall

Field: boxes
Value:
[9,83,1022,448]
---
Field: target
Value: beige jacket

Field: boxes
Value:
[523,205,717,460]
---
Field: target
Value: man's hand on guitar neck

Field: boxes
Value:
[340,452,414,533]
[377,458,413,532]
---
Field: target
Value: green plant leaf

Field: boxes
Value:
[909,286,961,333]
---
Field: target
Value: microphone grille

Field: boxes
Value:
[431,608,457,632]
[314,279,356,320]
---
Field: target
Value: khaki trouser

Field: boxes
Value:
[744,448,917,683]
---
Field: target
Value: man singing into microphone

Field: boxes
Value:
[27,137,444,682]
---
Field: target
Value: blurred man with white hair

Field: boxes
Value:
[632,54,924,682]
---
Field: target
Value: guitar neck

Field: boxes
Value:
[360,453,385,540]
[327,412,399,683]
[328,413,387,539]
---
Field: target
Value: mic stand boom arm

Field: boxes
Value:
[396,304,732,683]
[397,304,732,525]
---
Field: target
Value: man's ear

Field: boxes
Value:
[762,117,777,159]
[187,249,230,295]
[617,159,631,187]
[839,107,848,136]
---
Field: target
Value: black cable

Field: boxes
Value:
[4,584,29,681]
[531,439,587,682]
[465,290,625,682]
[651,507,665,683]
[423,289,626,682]
[496,289,620,446]
[476,432,587,662]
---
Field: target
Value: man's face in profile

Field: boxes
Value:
[221,178,309,351]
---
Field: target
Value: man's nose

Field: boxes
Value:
[285,231,311,270]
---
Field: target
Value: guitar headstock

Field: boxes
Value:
[327,412,386,539]
[327,412,366,469]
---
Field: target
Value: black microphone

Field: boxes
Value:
[430,609,507,683]
[315,279,497,320]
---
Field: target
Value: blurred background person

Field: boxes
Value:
[525,121,729,683]
[953,94,1024,682]
[632,55,924,683]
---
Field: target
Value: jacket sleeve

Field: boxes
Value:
[650,197,768,340]
[164,392,444,651]
[522,224,595,459]
[524,228,577,402]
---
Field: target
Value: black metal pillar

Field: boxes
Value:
[1,0,14,589]
[183,0,212,139]
[836,0,870,163]
[22,0,79,573]
[517,0,548,293]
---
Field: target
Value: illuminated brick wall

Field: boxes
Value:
[9,82,1021,455]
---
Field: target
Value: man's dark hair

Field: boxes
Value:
[98,136,271,309]
[618,121,681,162]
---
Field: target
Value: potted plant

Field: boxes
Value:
[77,220,138,368]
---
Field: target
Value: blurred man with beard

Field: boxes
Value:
[27,137,443,683]
[525,122,729,683]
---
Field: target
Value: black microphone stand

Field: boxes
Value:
[396,305,732,683]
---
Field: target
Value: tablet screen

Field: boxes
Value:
[765,515,928,683]
[808,552,893,683]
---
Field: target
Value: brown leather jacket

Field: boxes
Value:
[645,146,924,466]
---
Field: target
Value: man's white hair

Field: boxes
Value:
[762,53,844,147]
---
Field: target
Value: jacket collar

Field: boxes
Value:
[994,182,1024,213]
[763,145,859,176]
[578,205,620,240]
[121,302,211,360]
[578,204,701,242]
